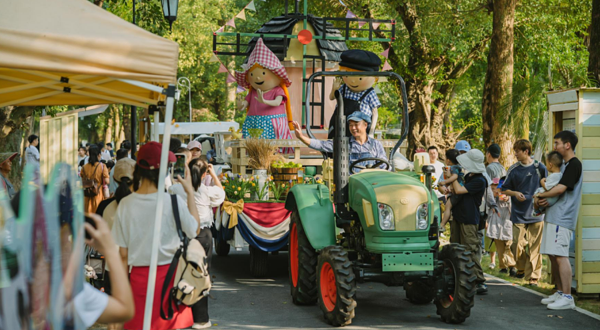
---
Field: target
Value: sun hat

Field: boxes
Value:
[235,38,292,89]
[456,149,486,174]
[347,111,372,124]
[486,143,501,158]
[0,152,18,165]
[113,158,136,183]
[455,140,472,153]
[187,140,202,151]
[339,49,382,72]
[136,142,176,170]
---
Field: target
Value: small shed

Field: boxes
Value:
[546,88,600,294]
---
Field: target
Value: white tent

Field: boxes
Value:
[0,1,180,329]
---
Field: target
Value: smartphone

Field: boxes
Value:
[171,153,187,182]
[84,215,96,240]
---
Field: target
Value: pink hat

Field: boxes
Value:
[235,38,291,89]
[492,178,500,185]
[187,140,202,151]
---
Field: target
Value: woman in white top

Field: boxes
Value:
[112,141,201,330]
[169,159,224,329]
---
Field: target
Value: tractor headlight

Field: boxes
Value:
[416,203,429,230]
[378,203,395,231]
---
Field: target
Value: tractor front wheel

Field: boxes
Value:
[249,246,268,277]
[317,246,356,327]
[435,243,477,324]
[289,211,318,305]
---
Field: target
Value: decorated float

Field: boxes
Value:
[211,0,401,276]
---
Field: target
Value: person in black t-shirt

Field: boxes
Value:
[444,149,488,294]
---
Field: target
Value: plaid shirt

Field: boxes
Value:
[339,86,381,117]
[309,137,388,171]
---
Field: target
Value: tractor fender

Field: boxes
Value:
[285,184,336,251]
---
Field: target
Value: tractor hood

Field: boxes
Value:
[348,171,436,253]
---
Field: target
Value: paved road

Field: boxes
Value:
[209,248,600,330]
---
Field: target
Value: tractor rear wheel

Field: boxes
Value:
[289,211,318,305]
[317,246,356,327]
[435,243,477,324]
[405,280,434,304]
[249,246,268,277]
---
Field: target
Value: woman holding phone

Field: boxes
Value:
[112,142,201,330]
[169,158,225,329]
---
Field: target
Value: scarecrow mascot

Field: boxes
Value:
[328,49,382,139]
[236,38,294,148]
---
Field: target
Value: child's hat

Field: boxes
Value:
[339,50,381,72]
[492,178,500,185]
[235,38,291,88]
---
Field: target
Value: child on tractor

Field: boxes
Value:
[438,149,464,230]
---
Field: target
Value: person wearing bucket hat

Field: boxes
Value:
[112,141,201,330]
[443,148,489,294]
[328,49,382,139]
[0,152,19,199]
[291,111,387,175]
[235,38,294,152]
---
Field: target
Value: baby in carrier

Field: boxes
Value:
[328,49,382,139]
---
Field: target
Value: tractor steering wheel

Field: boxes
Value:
[349,157,391,173]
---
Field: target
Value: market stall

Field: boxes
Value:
[0,1,180,329]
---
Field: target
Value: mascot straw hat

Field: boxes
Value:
[235,38,292,88]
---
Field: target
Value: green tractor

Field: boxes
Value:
[285,71,477,326]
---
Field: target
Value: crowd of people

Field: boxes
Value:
[0,122,583,329]
[428,131,582,310]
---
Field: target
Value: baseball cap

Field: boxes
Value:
[455,140,471,153]
[113,158,136,183]
[347,111,372,124]
[486,143,501,158]
[0,152,18,165]
[187,140,202,151]
[136,142,176,170]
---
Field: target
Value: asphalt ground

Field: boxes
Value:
[208,248,600,330]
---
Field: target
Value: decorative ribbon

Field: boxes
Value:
[222,199,244,228]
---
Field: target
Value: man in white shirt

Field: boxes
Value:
[25,134,40,169]
[428,146,444,185]
[99,142,112,162]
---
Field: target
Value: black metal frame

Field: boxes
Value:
[303,71,409,220]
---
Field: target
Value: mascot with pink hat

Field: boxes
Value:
[235,38,294,146]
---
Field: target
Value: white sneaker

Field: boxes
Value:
[541,291,561,305]
[489,263,496,270]
[547,295,576,310]
[192,321,212,329]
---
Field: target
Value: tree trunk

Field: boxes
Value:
[481,0,517,166]
[588,0,600,86]
[226,60,237,121]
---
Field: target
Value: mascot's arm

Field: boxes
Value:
[369,108,378,137]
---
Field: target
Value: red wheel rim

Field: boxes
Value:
[290,223,299,287]
[440,260,456,308]
[320,262,337,312]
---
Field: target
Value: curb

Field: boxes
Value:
[484,273,600,322]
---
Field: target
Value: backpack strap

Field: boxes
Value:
[160,194,187,320]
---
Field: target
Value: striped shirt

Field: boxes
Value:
[338,86,381,117]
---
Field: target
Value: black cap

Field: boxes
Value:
[339,49,381,72]
[487,143,501,158]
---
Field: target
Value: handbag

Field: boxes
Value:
[478,181,489,231]
[82,164,100,197]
